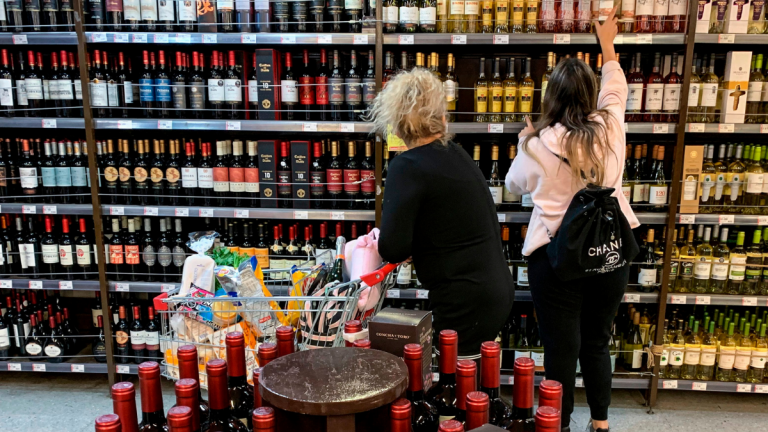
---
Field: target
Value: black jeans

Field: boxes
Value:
[528,246,628,428]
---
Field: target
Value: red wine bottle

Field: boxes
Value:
[173,379,202,432]
[310,141,326,209]
[251,407,275,432]
[465,391,490,430]
[479,341,512,426]
[506,357,536,431]
[428,329,460,422]
[177,345,211,430]
[257,342,278,367]
[390,399,411,432]
[137,361,168,431]
[403,343,439,431]
[208,52,224,119]
[95,414,122,432]
[534,406,561,432]
[130,306,145,363]
[225,332,254,427]
[299,50,315,121]
[454,359,476,423]
[111,382,140,432]
[276,325,296,357]
[224,51,242,120]
[207,359,249,432]
[538,380,563,412]
[316,49,330,121]
[277,141,292,208]
[281,53,298,121]
[246,368,263,431]
[114,306,130,363]
[438,420,464,432]
[167,405,194,432]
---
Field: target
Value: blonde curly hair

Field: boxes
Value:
[366,67,451,147]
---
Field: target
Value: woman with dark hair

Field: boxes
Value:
[505,8,639,432]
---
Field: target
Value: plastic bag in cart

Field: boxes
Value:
[179,231,218,297]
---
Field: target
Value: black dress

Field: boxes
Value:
[378,141,514,355]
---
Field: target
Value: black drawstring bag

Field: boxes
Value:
[545,154,639,281]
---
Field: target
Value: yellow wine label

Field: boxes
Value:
[491,86,503,113]
[495,0,509,22]
[519,88,533,113]
[525,0,538,21]
[512,0,524,22]
[504,86,517,112]
[476,88,488,113]
[541,81,548,102]
[481,1,494,25]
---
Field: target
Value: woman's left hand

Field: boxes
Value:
[518,116,535,139]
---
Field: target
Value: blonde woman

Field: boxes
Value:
[370,68,514,358]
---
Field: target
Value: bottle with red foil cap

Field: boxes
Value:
[177,345,210,430]
[257,342,278,367]
[353,339,371,349]
[389,398,412,432]
[246,368,263,431]
[427,329,460,423]
[111,382,140,432]
[479,341,512,426]
[251,406,275,432]
[507,357,535,430]
[167,406,194,432]
[465,391,489,430]
[137,361,168,431]
[225,332,254,427]
[538,380,563,413]
[206,359,249,432]
[343,320,363,347]
[534,406,561,432]
[403,343,439,431]
[454,359,477,423]
[275,325,296,357]
[172,379,202,432]
[439,419,465,432]
[95,414,122,432]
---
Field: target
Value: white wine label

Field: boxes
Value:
[158,0,174,19]
[144,331,160,346]
[669,348,684,366]
[734,349,751,370]
[747,173,764,194]
[281,79,298,103]
[700,348,717,366]
[503,187,520,203]
[42,244,59,264]
[208,79,225,102]
[700,83,718,107]
[224,79,242,102]
[450,0,465,14]
[688,82,701,107]
[489,186,502,204]
[90,82,108,107]
[521,194,533,208]
[632,184,645,203]
[622,185,631,201]
[532,352,545,366]
[683,346,701,365]
[465,0,480,14]
[660,348,669,366]
[748,81,763,102]
[638,268,657,286]
[645,83,664,111]
[719,348,736,369]
[694,260,711,279]
[653,0,669,15]
[140,0,158,20]
[248,81,259,103]
[517,266,528,285]
[399,6,419,23]
[26,78,43,100]
[751,349,767,369]
[198,168,214,188]
[44,344,62,357]
[711,260,729,280]
[631,349,643,369]
[515,350,532,360]
[663,83,681,111]
[178,0,196,20]
[420,6,437,23]
[649,185,667,204]
[384,6,399,23]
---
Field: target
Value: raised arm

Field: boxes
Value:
[595,7,627,118]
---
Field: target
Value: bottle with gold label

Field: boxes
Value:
[524,0,538,32]
[489,58,503,123]
[488,145,503,206]
[475,57,489,122]
[510,0,525,32]
[699,145,716,214]
[502,144,521,208]
[443,54,457,122]
[480,0,495,32]
[502,57,517,122]
[465,0,480,32]
[495,0,509,32]
[540,52,554,109]
[430,53,441,79]
[518,57,534,117]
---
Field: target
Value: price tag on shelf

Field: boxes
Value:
[488,124,504,133]
[161,284,176,292]
[636,34,653,44]
[719,214,735,225]
[294,211,308,219]
[498,213,506,223]
[718,34,735,43]
[199,208,214,217]
[553,34,570,44]
[575,378,584,387]
[143,207,159,216]
[158,120,172,130]
[233,209,248,218]
[114,33,129,43]
[493,35,509,44]
[398,35,414,45]
[317,35,333,44]
[89,33,106,43]
[32,364,46,372]
[117,120,132,129]
[679,214,695,224]
[353,34,369,44]
[736,384,752,393]
[662,380,678,389]
[688,123,705,132]
[175,208,189,217]
[280,35,296,44]
[115,283,130,292]
[433,372,440,382]
[653,124,669,134]
[0,280,11,288]
[7,363,21,371]
[42,119,57,129]
[226,121,241,131]
[761,124,768,133]
[116,365,131,374]
[22,205,36,214]
[110,207,125,216]
[624,294,641,303]
[12,35,28,45]
[451,35,467,44]
[387,289,400,299]
[340,123,355,132]
[153,33,169,43]
[332,211,346,220]
[203,34,217,44]
[71,364,85,373]
[59,281,73,290]
[416,290,429,299]
[718,123,735,133]
[755,385,768,393]
[132,33,148,43]
[241,34,257,44]
[28,280,42,289]
[742,297,758,306]
[692,382,707,391]
[670,295,687,304]
[303,122,318,132]
[695,296,711,305]
[614,34,624,44]
[623,122,628,133]
[43,205,57,214]
[758,216,768,225]
[175,33,191,43]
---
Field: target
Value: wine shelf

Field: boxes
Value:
[686,123,767,133]
[0,32,78,45]
[0,203,93,215]
[92,119,373,132]
[496,374,651,389]
[85,32,375,45]
[694,34,768,44]
[100,205,376,220]
[658,379,768,393]
[109,281,179,293]
[499,212,667,224]
[0,117,85,129]
[0,278,99,290]
[449,123,678,134]
[387,288,659,303]
[675,213,768,225]
[666,293,768,307]
[1,360,138,374]
[381,33,686,45]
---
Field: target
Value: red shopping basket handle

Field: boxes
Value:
[360,262,400,286]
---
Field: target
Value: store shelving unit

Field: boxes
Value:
[0,32,78,45]
[86,31,375,45]
[0,117,85,129]
[0,203,93,215]
[93,119,374,132]
[657,379,768,393]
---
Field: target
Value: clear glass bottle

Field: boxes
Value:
[474,58,489,123]
[710,227,730,294]
[697,321,717,380]
[681,320,701,379]
[693,227,713,294]
[489,58,503,123]
[518,57,534,119]
[747,55,765,124]
[747,323,767,383]
[733,323,754,382]
[716,322,737,381]
[676,229,696,293]
[502,57,517,122]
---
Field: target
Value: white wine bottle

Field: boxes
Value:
[681,320,701,380]
[693,227,713,294]
[709,227,730,294]
[696,321,717,381]
[716,322,737,381]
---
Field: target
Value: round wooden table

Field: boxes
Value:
[259,347,408,432]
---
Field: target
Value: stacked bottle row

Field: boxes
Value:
[695,143,768,214]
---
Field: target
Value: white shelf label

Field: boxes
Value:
[43,205,57,214]
[692,382,707,391]
[387,289,400,298]
[653,124,669,134]
[280,34,296,44]
[59,281,73,290]
[575,378,584,387]
[199,208,214,217]
[331,211,346,220]
[688,123,705,132]
[117,120,132,129]
[755,385,768,393]
[294,211,308,219]
[614,34,624,44]
[317,35,333,44]
[679,214,696,224]
[115,283,130,292]
[226,121,241,131]
[433,372,440,382]
[758,216,768,225]
[71,364,85,373]
[161,284,176,292]
[242,34,257,44]
[114,33,129,43]
[398,35,414,45]
[451,35,467,44]
[488,124,504,133]
[132,33,148,43]
[203,34,217,44]
[12,35,28,45]
[761,124,768,133]
[695,296,711,305]
[416,289,429,299]
[498,213,506,223]
[624,294,641,302]
[636,34,653,44]
[303,122,318,132]
[110,207,125,216]
[742,297,758,306]
[670,295,687,304]
[506,375,514,384]
[143,207,159,216]
[7,363,21,371]
[493,35,509,44]
[154,33,169,43]
[662,380,678,389]
[0,280,11,288]
[90,33,106,43]
[32,363,46,372]
[340,123,355,132]
[718,123,734,133]
[718,34,735,43]
[553,34,570,44]
[29,280,42,289]
[353,34,369,44]
[42,119,57,129]
[736,384,752,393]
[22,205,36,214]
[718,214,735,225]
[175,208,189,217]
[116,365,131,374]
[158,120,173,130]
[623,122,629,133]
[175,33,191,43]
[235,209,250,218]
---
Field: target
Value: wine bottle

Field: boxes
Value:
[479,341,512,426]
[225,332,254,426]
[251,407,275,432]
[206,359,249,432]
[534,406,561,432]
[40,216,60,277]
[345,50,362,121]
[276,325,296,357]
[328,236,347,283]
[464,391,489,430]
[138,361,168,431]
[95,414,122,432]
[538,380,563,412]
[257,342,278,367]
[505,357,535,431]
[224,51,242,120]
[167,406,194,432]
[390,399,412,432]
[427,330,460,422]
[177,344,211,430]
[344,141,360,210]
[329,50,345,122]
[92,314,107,362]
[403,343,439,431]
[130,305,145,363]
[111,382,140,432]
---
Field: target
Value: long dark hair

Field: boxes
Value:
[521,58,617,185]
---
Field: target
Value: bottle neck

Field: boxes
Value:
[480,385,500,399]
[140,410,166,425]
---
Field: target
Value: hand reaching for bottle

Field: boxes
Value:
[595,6,618,64]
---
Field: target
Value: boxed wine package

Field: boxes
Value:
[254,49,282,121]
[679,145,705,214]
[695,0,716,33]
[724,0,750,33]
[721,51,752,124]
[257,140,278,208]
[369,308,433,390]
[196,0,218,32]
[290,141,311,209]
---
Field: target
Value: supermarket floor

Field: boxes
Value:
[1,373,767,431]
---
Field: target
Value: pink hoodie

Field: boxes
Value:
[505,60,640,257]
